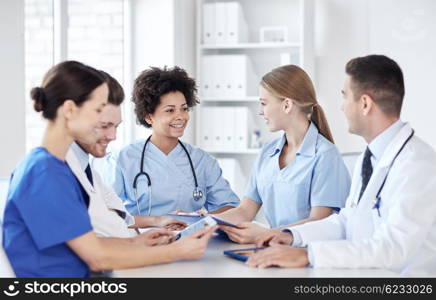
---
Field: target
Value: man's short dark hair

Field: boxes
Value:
[100,71,124,106]
[346,54,404,116]
[132,66,199,128]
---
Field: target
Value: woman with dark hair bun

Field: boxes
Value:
[3,62,216,278]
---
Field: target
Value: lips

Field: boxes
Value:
[170,123,185,128]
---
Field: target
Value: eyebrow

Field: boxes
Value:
[163,103,188,108]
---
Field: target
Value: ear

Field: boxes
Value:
[61,99,77,120]
[144,114,153,126]
[361,94,374,116]
[282,98,293,114]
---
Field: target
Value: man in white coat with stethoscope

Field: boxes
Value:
[247,54,436,277]
[66,73,185,240]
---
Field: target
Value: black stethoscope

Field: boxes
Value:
[373,129,414,217]
[132,135,203,215]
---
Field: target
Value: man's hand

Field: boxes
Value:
[255,229,293,247]
[219,222,269,244]
[133,229,175,246]
[246,245,309,268]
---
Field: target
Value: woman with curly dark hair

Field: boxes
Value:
[111,66,239,216]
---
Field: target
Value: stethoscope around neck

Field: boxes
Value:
[132,135,203,215]
[372,129,414,217]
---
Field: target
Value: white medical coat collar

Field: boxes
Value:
[374,122,413,169]
[66,147,95,193]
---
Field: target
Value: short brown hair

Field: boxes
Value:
[132,66,199,128]
[346,55,404,116]
[100,71,124,106]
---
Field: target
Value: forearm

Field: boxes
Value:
[208,205,235,214]
[216,205,254,224]
[94,238,179,270]
[129,215,158,228]
[281,207,333,228]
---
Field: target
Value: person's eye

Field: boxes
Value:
[96,109,102,113]
[183,107,190,112]
[166,109,174,113]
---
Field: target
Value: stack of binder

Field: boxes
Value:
[199,106,254,151]
[202,2,248,45]
[216,157,247,198]
[200,54,256,98]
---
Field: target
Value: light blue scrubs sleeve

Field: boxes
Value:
[112,157,134,213]
[244,153,262,204]
[310,148,351,209]
[204,156,240,212]
[14,170,92,250]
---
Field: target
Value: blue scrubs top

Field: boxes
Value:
[2,147,92,277]
[109,140,240,216]
[245,123,351,228]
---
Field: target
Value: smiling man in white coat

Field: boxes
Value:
[66,72,186,240]
[248,54,436,277]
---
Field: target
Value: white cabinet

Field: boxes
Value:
[194,0,314,198]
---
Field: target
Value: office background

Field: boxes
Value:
[1,0,435,183]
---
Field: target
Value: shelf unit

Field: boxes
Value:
[194,0,314,198]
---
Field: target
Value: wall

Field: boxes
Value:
[131,0,177,141]
[314,0,436,153]
[0,0,25,178]
[369,0,436,150]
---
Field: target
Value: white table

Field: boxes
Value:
[113,234,400,278]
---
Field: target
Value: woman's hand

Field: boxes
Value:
[154,216,187,230]
[134,229,175,246]
[219,222,269,244]
[172,225,218,260]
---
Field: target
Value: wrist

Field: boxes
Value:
[281,229,294,245]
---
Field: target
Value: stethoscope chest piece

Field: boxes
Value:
[193,187,203,201]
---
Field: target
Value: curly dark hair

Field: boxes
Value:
[132,66,199,128]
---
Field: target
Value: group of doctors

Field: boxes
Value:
[2,54,436,278]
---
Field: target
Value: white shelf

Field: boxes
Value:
[206,148,261,154]
[201,96,258,102]
[200,42,300,50]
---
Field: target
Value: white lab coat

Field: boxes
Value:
[290,123,436,276]
[66,149,137,238]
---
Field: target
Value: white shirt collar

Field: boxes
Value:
[368,119,404,164]
[70,142,90,172]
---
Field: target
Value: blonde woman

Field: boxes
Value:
[216,65,351,244]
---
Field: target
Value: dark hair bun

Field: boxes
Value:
[30,87,46,113]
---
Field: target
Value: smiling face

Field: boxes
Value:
[258,85,288,132]
[145,91,190,139]
[67,83,108,145]
[76,103,122,157]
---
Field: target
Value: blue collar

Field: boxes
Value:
[269,122,319,157]
[368,120,404,163]
[71,142,90,172]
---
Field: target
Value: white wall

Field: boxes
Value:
[130,0,176,141]
[369,0,436,150]
[0,0,25,177]
[315,0,436,153]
